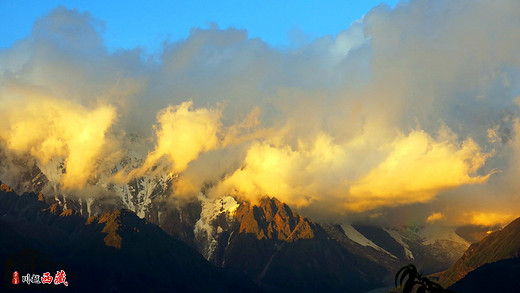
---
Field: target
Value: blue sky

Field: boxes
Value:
[1,0,400,53]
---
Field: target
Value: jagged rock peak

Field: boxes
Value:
[234,196,315,241]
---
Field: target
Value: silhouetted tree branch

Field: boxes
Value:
[395,264,455,293]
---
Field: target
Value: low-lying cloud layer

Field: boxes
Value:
[1,0,520,226]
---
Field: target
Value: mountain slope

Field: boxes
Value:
[0,181,259,293]
[0,158,473,292]
[448,257,520,292]
[439,216,520,287]
[208,197,389,292]
[336,224,469,275]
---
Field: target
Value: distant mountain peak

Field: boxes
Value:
[234,196,315,241]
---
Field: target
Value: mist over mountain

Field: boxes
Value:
[2,0,520,228]
[3,0,520,291]
[0,165,470,292]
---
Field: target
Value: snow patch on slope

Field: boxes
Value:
[341,224,397,259]
[384,228,415,260]
[420,225,470,246]
[105,155,174,218]
[194,195,239,260]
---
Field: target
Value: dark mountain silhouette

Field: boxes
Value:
[0,180,259,293]
[439,216,520,288]
[448,257,520,292]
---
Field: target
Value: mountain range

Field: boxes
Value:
[2,156,520,292]
[0,181,259,292]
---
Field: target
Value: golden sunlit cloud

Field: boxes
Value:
[347,129,491,211]
[0,95,116,189]
[211,132,348,207]
[463,212,515,227]
[211,127,492,213]
[133,101,221,176]
[426,212,445,223]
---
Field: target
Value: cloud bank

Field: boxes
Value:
[1,1,520,225]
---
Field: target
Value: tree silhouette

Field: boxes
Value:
[395,264,455,293]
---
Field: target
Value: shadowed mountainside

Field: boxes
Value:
[2,159,470,291]
[439,216,520,288]
[210,197,389,292]
[0,180,259,293]
[448,257,520,292]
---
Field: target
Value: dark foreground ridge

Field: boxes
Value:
[448,257,520,292]
[438,216,520,291]
[0,180,259,293]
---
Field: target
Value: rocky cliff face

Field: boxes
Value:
[233,197,315,241]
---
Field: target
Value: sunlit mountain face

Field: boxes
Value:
[2,0,520,291]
